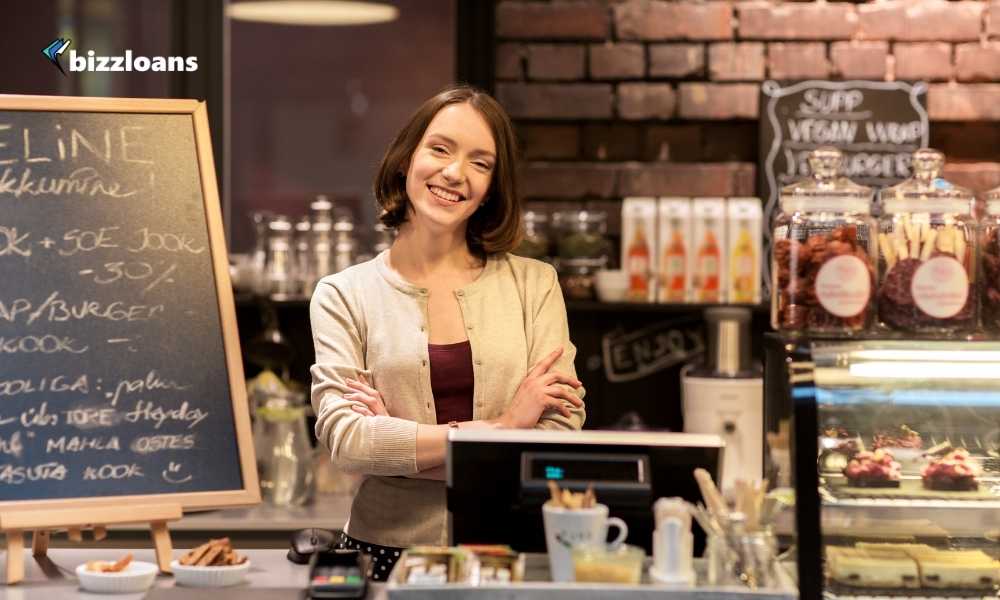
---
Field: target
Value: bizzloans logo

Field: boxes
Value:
[42,37,198,75]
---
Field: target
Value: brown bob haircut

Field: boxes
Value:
[373,85,522,257]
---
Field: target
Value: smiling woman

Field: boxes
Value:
[309,85,586,580]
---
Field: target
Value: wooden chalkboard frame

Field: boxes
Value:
[0,95,260,513]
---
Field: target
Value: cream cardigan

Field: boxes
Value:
[310,250,586,547]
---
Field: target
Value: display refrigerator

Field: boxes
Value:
[765,335,1000,600]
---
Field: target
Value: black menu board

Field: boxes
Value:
[0,96,257,510]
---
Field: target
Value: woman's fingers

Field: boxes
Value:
[351,404,375,417]
[543,371,583,388]
[346,378,380,397]
[545,399,571,418]
[545,386,583,407]
[528,347,563,377]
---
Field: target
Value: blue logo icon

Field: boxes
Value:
[42,38,71,76]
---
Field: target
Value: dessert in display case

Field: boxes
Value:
[779,339,1000,600]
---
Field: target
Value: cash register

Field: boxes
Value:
[446,429,724,554]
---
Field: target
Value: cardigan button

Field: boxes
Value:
[456,290,464,297]
[475,359,482,366]
[421,359,427,367]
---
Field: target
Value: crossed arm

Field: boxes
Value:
[345,347,583,480]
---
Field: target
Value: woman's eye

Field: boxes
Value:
[431,145,448,154]
[474,162,493,171]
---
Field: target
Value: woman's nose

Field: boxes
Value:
[442,160,465,183]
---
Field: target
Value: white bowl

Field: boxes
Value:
[170,559,250,587]
[595,269,629,302]
[75,560,157,594]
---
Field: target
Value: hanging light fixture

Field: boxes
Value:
[226,1,398,26]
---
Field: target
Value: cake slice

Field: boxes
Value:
[914,550,999,589]
[826,546,920,588]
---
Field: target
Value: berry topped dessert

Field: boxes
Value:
[921,448,981,491]
[844,449,902,488]
[872,425,923,450]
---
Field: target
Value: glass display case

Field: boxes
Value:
[777,338,1000,599]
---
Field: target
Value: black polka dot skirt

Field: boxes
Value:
[338,531,404,581]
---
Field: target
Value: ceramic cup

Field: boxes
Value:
[542,502,628,582]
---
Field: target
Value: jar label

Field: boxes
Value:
[911,256,969,319]
[815,255,871,317]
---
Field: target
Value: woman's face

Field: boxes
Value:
[404,102,496,236]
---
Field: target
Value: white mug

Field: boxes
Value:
[542,502,628,582]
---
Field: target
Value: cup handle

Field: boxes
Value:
[606,517,628,547]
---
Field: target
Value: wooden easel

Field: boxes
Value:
[0,504,182,584]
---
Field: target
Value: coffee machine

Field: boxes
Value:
[681,307,763,495]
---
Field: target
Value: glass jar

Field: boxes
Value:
[373,222,394,255]
[553,210,612,262]
[771,147,876,335]
[294,216,313,297]
[253,389,315,506]
[557,257,605,301]
[513,210,551,260]
[266,215,298,300]
[878,148,976,334]
[310,194,334,226]
[982,189,1000,333]
[333,216,356,273]
[249,210,273,295]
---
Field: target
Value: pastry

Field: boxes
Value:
[826,546,920,588]
[843,449,901,487]
[872,425,923,450]
[178,538,247,566]
[856,543,999,589]
[921,448,980,491]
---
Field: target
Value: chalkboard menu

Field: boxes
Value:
[758,80,929,291]
[0,96,257,510]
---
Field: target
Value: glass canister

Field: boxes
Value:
[266,215,298,300]
[254,389,315,506]
[982,189,1000,333]
[553,210,612,262]
[878,148,976,334]
[512,210,551,260]
[771,147,876,334]
[332,216,356,273]
[294,216,313,297]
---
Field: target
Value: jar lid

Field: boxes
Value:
[268,216,293,232]
[881,148,973,214]
[780,147,873,213]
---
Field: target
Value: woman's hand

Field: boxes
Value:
[496,347,583,429]
[345,374,388,417]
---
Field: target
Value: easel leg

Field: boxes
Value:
[150,521,173,574]
[5,529,25,585]
[31,530,49,557]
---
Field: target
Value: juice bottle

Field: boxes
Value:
[627,221,651,300]
[697,224,720,302]
[730,224,756,302]
[662,219,686,302]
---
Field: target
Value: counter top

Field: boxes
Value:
[0,547,367,600]
[0,548,797,600]
[111,494,352,532]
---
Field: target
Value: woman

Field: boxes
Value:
[310,85,585,580]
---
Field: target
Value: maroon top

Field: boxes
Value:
[428,340,474,425]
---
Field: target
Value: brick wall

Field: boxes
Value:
[494,0,1000,227]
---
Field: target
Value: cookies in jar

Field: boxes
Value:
[878,149,976,334]
[771,147,876,335]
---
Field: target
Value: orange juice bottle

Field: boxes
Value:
[697,225,720,302]
[627,221,650,300]
[730,224,756,302]
[662,220,686,302]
